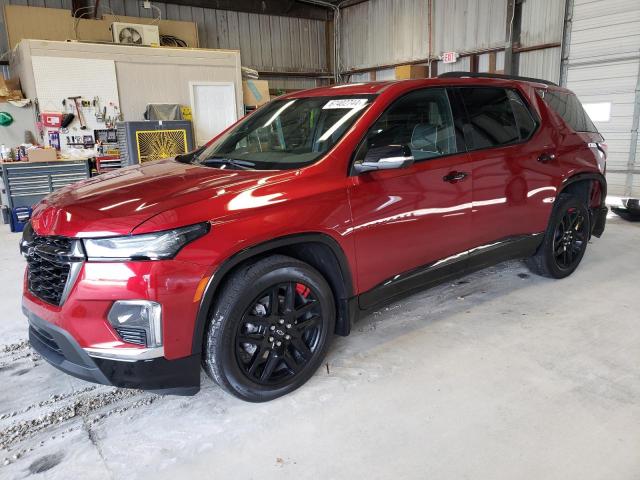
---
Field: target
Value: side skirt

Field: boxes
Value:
[357,234,543,311]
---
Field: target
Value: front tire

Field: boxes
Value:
[526,193,591,279]
[203,255,335,402]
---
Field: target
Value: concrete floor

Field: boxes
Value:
[0,215,638,480]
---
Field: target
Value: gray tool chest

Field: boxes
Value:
[1,160,90,209]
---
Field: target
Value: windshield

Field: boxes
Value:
[193,95,375,170]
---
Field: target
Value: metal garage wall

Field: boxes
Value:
[564,0,640,198]
[340,0,506,74]
[517,0,564,83]
[266,76,321,92]
[519,0,564,48]
[0,0,329,76]
[518,47,561,83]
[340,0,558,81]
[339,0,512,75]
[148,3,329,74]
[478,50,505,72]
[340,0,431,72]
[438,56,471,74]
[433,0,506,56]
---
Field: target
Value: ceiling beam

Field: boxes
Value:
[335,0,370,8]
[159,0,332,20]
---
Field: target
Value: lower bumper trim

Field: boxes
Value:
[84,346,165,362]
[24,306,201,395]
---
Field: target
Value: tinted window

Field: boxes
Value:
[541,90,598,133]
[507,89,537,140]
[356,88,458,162]
[458,87,521,149]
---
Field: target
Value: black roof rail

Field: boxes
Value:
[438,71,558,87]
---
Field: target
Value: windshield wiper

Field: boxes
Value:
[200,157,256,170]
[175,146,206,163]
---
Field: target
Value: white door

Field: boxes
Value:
[189,82,238,146]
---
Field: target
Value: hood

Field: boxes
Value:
[31,159,280,237]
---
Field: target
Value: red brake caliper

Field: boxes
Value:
[296,283,310,298]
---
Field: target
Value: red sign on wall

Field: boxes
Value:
[441,52,458,64]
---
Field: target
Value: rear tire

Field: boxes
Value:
[526,193,591,279]
[203,255,335,402]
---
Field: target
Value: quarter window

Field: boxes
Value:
[507,89,537,140]
[356,88,459,162]
[540,90,598,133]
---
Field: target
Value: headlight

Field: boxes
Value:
[83,222,209,260]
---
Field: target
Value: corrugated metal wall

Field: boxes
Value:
[433,0,506,56]
[0,0,329,77]
[517,0,564,83]
[565,0,640,198]
[339,0,562,83]
[518,47,561,82]
[437,56,471,74]
[519,0,564,47]
[478,50,505,72]
[340,0,431,71]
[340,0,507,73]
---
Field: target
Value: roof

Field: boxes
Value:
[438,71,557,86]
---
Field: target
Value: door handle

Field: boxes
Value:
[537,152,556,163]
[443,171,469,183]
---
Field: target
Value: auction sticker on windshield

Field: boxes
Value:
[323,99,369,109]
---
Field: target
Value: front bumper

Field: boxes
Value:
[25,306,201,395]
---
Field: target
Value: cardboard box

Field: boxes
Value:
[243,80,270,107]
[27,148,58,163]
[0,77,23,102]
[395,65,428,80]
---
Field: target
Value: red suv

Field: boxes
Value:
[21,73,608,402]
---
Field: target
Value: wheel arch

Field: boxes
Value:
[558,172,607,207]
[557,171,608,237]
[191,233,356,355]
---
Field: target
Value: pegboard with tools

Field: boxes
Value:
[31,56,122,153]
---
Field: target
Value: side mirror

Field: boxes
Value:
[353,145,414,174]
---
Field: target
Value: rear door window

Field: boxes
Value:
[456,87,537,150]
[539,90,598,133]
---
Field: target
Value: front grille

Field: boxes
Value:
[115,327,147,346]
[25,233,81,306]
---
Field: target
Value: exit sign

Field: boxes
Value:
[441,52,458,64]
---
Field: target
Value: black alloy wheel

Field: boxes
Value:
[203,255,335,402]
[526,193,591,279]
[235,282,323,385]
[552,206,588,270]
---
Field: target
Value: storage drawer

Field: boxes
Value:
[1,160,90,209]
